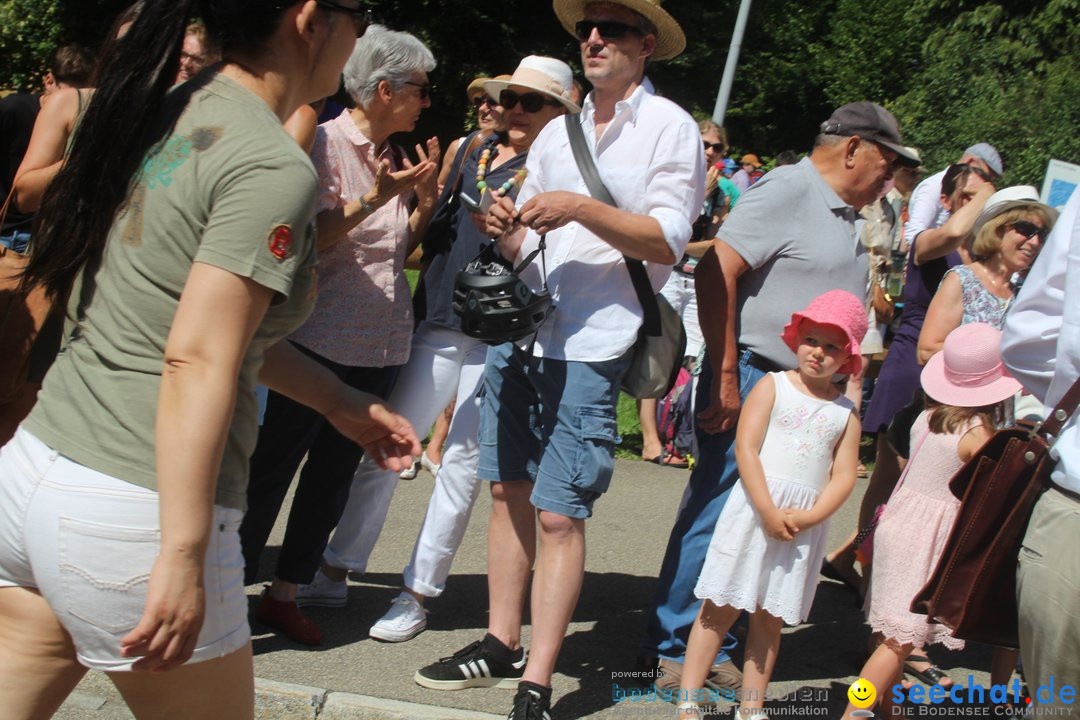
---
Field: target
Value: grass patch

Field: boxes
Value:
[616,393,643,459]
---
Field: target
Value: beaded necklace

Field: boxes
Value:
[476,147,528,198]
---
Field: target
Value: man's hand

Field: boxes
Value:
[696,369,741,435]
[517,191,582,235]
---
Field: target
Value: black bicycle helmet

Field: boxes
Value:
[453,249,553,344]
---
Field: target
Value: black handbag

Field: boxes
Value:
[562,113,685,399]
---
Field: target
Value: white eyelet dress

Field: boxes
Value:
[694,371,855,625]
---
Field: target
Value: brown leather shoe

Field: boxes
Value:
[655,657,744,694]
[705,658,743,692]
[257,588,324,646]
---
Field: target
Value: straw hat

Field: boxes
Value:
[921,323,1021,407]
[483,56,580,112]
[552,0,686,61]
[780,290,869,376]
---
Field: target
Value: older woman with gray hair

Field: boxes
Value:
[238,24,440,646]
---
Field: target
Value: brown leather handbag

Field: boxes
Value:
[910,379,1080,648]
[0,193,56,445]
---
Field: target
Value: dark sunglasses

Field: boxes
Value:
[471,96,494,110]
[574,20,643,41]
[499,89,559,113]
[403,81,432,100]
[1010,220,1049,242]
[703,141,725,153]
[315,0,371,36]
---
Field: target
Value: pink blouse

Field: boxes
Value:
[289,109,413,367]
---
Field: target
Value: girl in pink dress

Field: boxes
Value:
[843,322,1022,719]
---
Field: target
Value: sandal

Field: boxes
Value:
[904,655,953,687]
[676,701,704,719]
[644,450,690,469]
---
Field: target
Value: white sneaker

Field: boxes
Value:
[420,452,440,477]
[369,592,428,642]
[295,570,347,608]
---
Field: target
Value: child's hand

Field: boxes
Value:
[783,509,813,535]
[764,509,794,541]
[782,511,801,536]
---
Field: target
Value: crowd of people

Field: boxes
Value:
[0,1,1075,719]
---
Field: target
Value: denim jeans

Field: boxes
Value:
[0,230,30,254]
[641,349,768,663]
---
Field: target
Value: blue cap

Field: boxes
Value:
[963,143,1003,177]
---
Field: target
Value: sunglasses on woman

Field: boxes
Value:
[471,96,494,110]
[1010,220,1049,242]
[403,81,432,100]
[703,141,725,153]
[574,20,643,41]
[499,90,560,113]
[315,0,372,36]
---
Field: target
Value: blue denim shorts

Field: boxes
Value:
[476,343,630,519]
[0,230,31,254]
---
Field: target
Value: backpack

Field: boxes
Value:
[656,367,694,459]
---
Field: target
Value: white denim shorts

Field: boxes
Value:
[0,428,250,670]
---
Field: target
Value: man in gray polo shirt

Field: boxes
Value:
[641,101,920,691]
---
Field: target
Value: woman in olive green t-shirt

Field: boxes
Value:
[0,2,420,718]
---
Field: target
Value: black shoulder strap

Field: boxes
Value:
[563,113,660,336]
[435,130,482,211]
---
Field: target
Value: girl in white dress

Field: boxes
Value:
[678,290,866,720]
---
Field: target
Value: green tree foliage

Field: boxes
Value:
[890,0,1080,185]
[0,0,65,91]
[3,0,1076,187]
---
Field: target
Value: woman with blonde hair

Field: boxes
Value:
[918,186,1056,361]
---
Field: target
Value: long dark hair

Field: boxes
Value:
[22,0,295,302]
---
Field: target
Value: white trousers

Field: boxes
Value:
[324,321,487,597]
[660,272,704,360]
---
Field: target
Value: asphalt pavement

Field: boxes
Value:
[56,455,996,719]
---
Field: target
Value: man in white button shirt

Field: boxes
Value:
[1002,189,1080,712]
[905,142,1002,248]
[413,1,703,717]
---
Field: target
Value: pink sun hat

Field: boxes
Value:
[921,323,1021,407]
[780,289,868,376]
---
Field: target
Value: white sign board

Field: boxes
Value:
[1041,159,1080,211]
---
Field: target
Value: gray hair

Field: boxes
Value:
[343,24,436,108]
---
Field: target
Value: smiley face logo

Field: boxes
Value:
[848,678,877,709]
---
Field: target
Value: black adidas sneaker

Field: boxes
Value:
[508,681,553,720]
[414,633,527,690]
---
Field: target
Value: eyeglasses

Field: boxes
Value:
[574,20,643,41]
[315,0,371,36]
[403,81,432,100]
[703,141,725,154]
[499,89,559,113]
[471,96,494,110]
[1010,220,1049,243]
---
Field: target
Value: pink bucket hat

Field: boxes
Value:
[921,323,1021,407]
[780,290,868,376]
